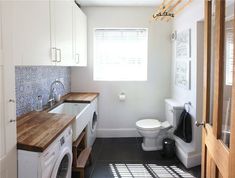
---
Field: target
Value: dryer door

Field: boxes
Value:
[51,147,72,178]
[91,111,98,133]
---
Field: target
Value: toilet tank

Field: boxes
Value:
[165,99,184,128]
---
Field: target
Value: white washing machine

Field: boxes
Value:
[86,98,98,147]
[18,126,73,178]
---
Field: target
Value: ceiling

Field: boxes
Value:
[77,0,162,7]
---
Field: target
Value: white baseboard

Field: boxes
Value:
[97,128,140,138]
[176,145,201,168]
[188,152,201,168]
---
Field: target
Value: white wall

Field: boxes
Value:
[71,7,172,137]
[171,1,204,168]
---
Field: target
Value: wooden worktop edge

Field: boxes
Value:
[17,115,75,152]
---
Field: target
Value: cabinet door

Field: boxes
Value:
[73,5,87,66]
[0,66,7,178]
[0,3,2,67]
[1,2,17,178]
[10,1,54,66]
[0,4,5,174]
[0,64,17,178]
[0,3,4,173]
[51,0,73,66]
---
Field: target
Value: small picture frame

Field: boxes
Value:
[175,60,191,90]
[176,29,191,58]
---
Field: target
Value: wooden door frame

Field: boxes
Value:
[229,0,235,177]
[201,0,211,176]
[202,0,235,178]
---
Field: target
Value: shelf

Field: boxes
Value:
[72,129,92,178]
[73,147,92,170]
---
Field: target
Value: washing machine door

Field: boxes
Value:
[51,147,72,178]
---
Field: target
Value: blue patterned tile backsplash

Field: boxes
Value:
[15,66,71,116]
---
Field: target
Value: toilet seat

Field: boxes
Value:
[136,119,161,131]
[136,119,171,131]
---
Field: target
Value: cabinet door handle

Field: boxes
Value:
[57,49,62,62]
[51,47,57,62]
[75,53,79,64]
[10,119,16,123]
[9,99,15,103]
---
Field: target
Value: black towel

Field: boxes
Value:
[174,109,192,143]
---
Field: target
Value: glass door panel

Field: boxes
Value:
[220,0,234,147]
[209,0,216,125]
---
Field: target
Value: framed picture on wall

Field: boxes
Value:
[175,60,191,90]
[176,29,191,58]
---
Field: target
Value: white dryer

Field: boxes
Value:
[86,98,98,147]
[18,126,73,178]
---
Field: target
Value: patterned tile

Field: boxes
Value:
[15,66,71,116]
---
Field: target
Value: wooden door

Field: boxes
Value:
[200,0,235,177]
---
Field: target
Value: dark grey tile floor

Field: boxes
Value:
[72,138,201,178]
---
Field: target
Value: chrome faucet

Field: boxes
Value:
[48,80,65,106]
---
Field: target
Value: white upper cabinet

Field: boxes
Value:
[10,1,54,66]
[2,0,87,67]
[50,0,73,66]
[72,4,87,66]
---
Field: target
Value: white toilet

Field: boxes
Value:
[136,99,184,151]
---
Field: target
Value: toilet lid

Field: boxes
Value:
[136,119,161,130]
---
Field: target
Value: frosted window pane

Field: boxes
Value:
[94,29,148,81]
[225,29,233,86]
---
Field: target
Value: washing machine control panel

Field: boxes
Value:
[60,136,65,146]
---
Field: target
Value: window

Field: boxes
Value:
[225,28,234,86]
[94,29,148,81]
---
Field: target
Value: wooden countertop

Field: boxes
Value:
[17,92,99,152]
[17,112,74,152]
